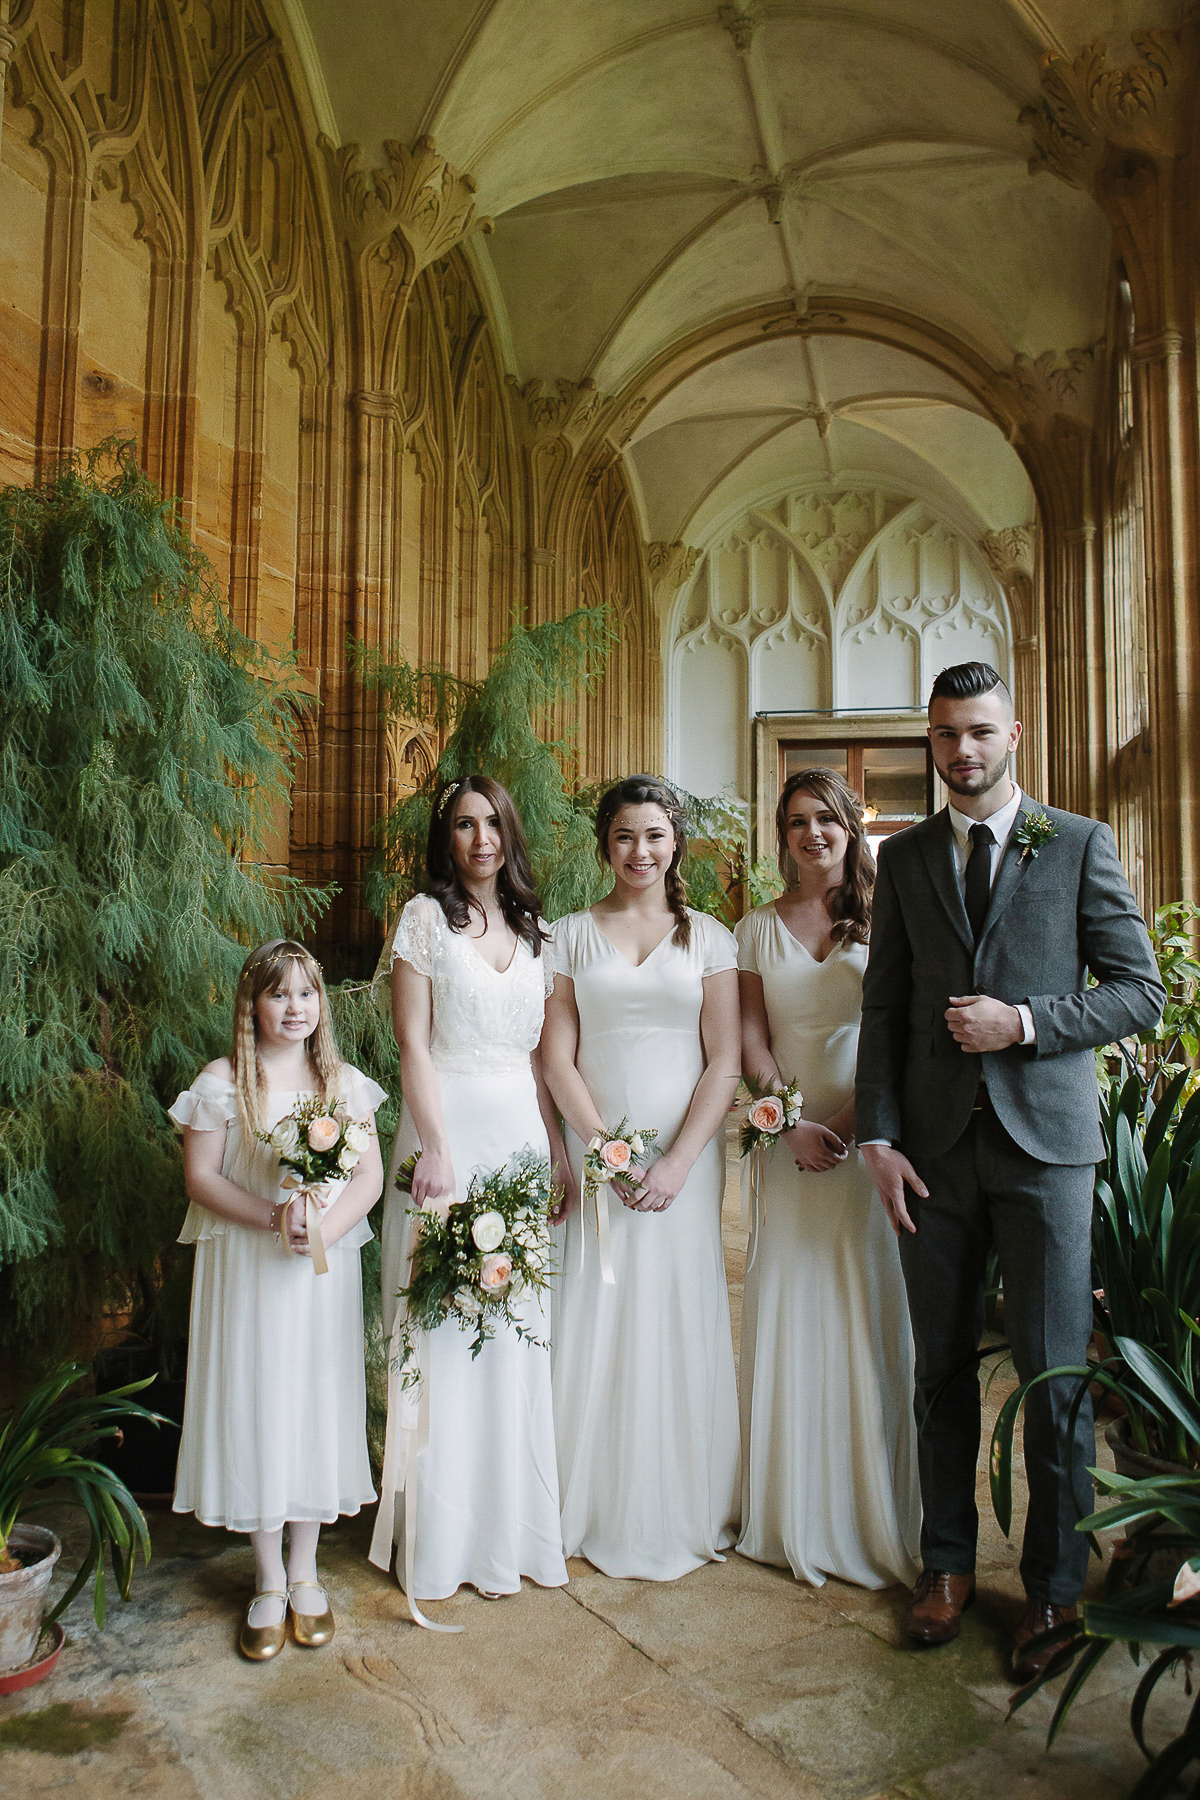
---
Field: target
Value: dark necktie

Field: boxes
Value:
[965,822,994,942]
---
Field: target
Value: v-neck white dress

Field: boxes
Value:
[735,903,920,1588]
[369,895,568,1600]
[549,907,741,1580]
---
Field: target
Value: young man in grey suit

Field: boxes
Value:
[856,660,1164,1679]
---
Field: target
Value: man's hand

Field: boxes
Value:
[945,995,1023,1053]
[860,1143,928,1236]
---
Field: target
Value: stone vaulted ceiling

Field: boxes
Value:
[286,0,1181,545]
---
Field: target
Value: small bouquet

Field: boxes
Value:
[583,1119,658,1194]
[394,1148,556,1379]
[739,1080,804,1159]
[260,1095,372,1274]
[580,1118,659,1285]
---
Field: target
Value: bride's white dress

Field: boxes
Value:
[550,907,741,1580]
[736,903,921,1588]
[369,895,568,1599]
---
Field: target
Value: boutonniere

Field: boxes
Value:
[1014,810,1058,863]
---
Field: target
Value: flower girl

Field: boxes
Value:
[169,940,385,1660]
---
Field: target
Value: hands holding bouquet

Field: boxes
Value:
[393,1149,556,1378]
[741,1078,846,1173]
[261,1097,373,1274]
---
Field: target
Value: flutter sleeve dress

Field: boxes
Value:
[368,894,568,1600]
[548,906,742,1580]
[735,902,920,1587]
[168,1063,385,1533]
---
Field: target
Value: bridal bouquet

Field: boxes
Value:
[260,1096,372,1274]
[739,1079,804,1159]
[393,1149,556,1378]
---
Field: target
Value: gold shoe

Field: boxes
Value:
[288,1580,335,1647]
[239,1590,288,1661]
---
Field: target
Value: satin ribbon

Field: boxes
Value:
[368,1209,462,1633]
[279,1176,330,1275]
[744,1145,765,1274]
[580,1141,616,1286]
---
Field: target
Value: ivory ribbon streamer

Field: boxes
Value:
[367,1208,462,1633]
[579,1175,616,1285]
[744,1145,765,1274]
[279,1176,329,1275]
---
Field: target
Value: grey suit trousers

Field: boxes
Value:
[902,1098,1095,1605]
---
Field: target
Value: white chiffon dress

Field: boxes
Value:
[168,1064,385,1532]
[549,907,742,1580]
[735,903,921,1588]
[369,895,568,1600]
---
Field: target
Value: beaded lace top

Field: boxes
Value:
[388,894,553,1076]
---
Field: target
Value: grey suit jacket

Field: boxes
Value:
[855,797,1165,1165]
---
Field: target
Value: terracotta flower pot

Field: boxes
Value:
[0,1524,61,1674]
[1105,1415,1191,1479]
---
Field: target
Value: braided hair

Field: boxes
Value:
[594,774,692,949]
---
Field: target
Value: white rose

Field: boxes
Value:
[270,1116,301,1156]
[453,1286,482,1317]
[471,1211,507,1253]
[629,1133,644,1156]
[343,1121,371,1154]
[338,1146,361,1175]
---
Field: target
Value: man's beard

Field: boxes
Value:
[942,753,1010,798]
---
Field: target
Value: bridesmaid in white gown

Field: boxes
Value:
[369,776,569,1612]
[542,775,742,1580]
[736,767,920,1589]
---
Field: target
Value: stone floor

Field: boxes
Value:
[0,1158,1189,1799]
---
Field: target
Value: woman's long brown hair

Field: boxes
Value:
[425,775,547,956]
[775,767,874,945]
[230,940,343,1135]
[594,774,692,949]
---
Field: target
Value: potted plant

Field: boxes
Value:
[994,1341,1200,1799]
[0,1360,162,1678]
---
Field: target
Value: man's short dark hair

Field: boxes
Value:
[927,661,1013,717]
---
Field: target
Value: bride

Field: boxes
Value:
[542,774,742,1580]
[736,766,920,1588]
[369,776,569,1613]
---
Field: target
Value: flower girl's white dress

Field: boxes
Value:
[549,907,741,1580]
[369,895,568,1599]
[168,1064,384,1531]
[735,902,921,1587]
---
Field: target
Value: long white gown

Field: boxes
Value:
[550,907,741,1581]
[168,1065,385,1532]
[735,903,921,1588]
[369,895,568,1600]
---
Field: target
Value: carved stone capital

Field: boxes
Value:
[508,375,606,449]
[719,2,763,58]
[647,540,700,602]
[351,389,403,422]
[979,526,1035,590]
[1133,327,1185,366]
[1020,31,1185,190]
[320,134,493,272]
[999,346,1096,427]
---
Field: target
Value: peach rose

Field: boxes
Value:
[480,1253,513,1292]
[600,1138,632,1172]
[748,1096,786,1135]
[307,1115,341,1151]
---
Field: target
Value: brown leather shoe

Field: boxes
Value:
[1011,1597,1078,1681]
[907,1569,976,1645]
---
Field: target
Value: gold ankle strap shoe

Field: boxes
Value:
[288,1581,335,1647]
[239,1590,288,1661]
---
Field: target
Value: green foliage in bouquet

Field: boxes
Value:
[0,442,326,1359]
[394,1149,555,1371]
